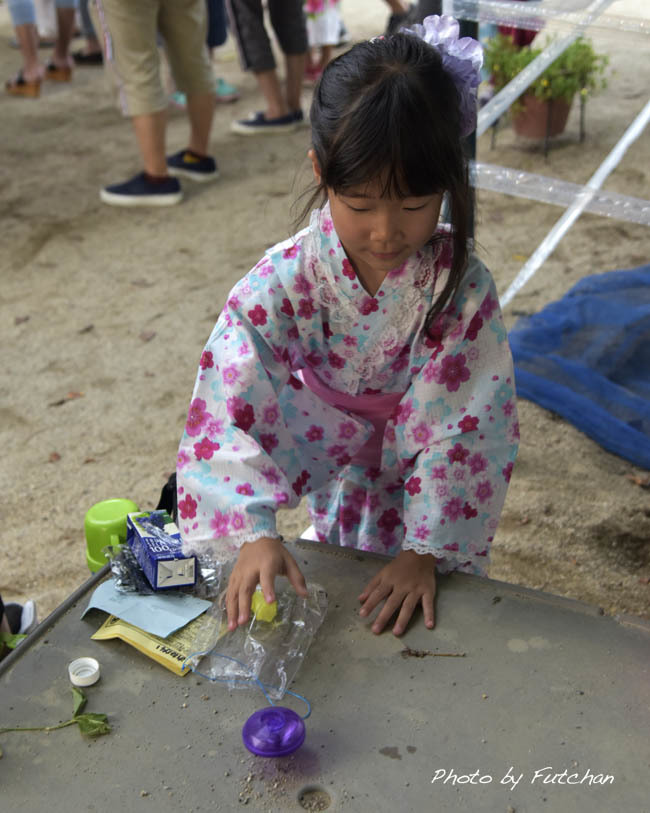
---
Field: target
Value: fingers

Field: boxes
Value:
[422,589,435,630]
[284,553,309,597]
[358,572,380,603]
[392,593,419,637]
[259,570,276,604]
[359,579,392,618]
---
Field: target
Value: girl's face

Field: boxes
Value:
[327,183,443,295]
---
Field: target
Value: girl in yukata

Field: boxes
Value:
[177,16,519,638]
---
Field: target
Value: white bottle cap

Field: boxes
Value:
[68,657,100,686]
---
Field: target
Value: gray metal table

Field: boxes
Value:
[1,540,648,813]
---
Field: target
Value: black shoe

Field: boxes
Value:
[72,50,103,66]
[100,172,183,207]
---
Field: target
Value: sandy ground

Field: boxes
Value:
[1,1,648,624]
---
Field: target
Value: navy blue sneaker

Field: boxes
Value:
[231,110,299,135]
[166,149,219,183]
[100,172,183,207]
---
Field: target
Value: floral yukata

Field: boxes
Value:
[177,203,519,575]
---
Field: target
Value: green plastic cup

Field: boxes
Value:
[84,498,139,573]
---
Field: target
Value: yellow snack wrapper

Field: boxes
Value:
[91,613,207,676]
[251,587,278,623]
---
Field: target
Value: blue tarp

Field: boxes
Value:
[508,264,650,470]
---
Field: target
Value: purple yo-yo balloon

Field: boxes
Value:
[242,707,306,757]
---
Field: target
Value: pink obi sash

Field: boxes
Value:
[299,368,406,468]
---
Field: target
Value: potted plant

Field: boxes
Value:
[484,34,608,139]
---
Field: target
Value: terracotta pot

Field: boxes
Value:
[512,94,573,139]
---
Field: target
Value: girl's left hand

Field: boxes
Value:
[358,550,437,636]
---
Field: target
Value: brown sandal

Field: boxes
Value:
[5,71,41,98]
[45,62,72,82]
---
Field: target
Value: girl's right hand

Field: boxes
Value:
[225,537,308,631]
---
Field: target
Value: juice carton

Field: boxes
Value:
[126,510,196,591]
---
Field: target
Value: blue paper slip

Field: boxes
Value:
[82,580,211,638]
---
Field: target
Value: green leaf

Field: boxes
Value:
[0,631,26,650]
[71,687,87,717]
[74,713,111,737]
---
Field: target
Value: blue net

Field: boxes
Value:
[508,264,650,470]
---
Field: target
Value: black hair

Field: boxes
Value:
[305,32,473,335]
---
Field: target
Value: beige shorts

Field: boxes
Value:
[93,0,215,116]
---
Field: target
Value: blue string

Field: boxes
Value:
[181,649,312,719]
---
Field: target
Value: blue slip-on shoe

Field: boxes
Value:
[231,110,298,135]
[166,149,219,183]
[100,172,183,207]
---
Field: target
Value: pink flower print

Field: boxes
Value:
[422,359,440,384]
[321,216,333,235]
[509,421,520,442]
[502,399,515,417]
[436,484,449,498]
[443,541,459,552]
[288,325,299,341]
[480,293,498,321]
[394,399,414,425]
[261,466,281,484]
[328,350,346,369]
[323,321,333,339]
[464,313,483,341]
[186,397,211,437]
[342,258,356,280]
[306,425,324,442]
[442,497,463,522]
[453,468,466,481]
[338,421,358,439]
[475,480,494,503]
[462,502,478,519]
[238,341,251,357]
[206,418,224,439]
[263,405,279,425]
[359,296,379,315]
[458,415,479,434]
[229,399,255,431]
[345,487,366,509]
[274,491,289,506]
[194,437,220,460]
[260,433,279,455]
[377,508,402,533]
[222,364,240,386]
[411,422,433,445]
[283,244,300,259]
[227,294,240,310]
[178,493,197,519]
[431,465,447,480]
[405,476,421,496]
[414,524,428,540]
[385,425,396,443]
[343,335,357,347]
[177,449,191,469]
[502,461,514,482]
[447,442,470,465]
[297,298,316,319]
[236,483,254,496]
[391,355,409,373]
[230,511,246,531]
[305,350,323,368]
[210,510,230,538]
[200,350,214,370]
[339,504,361,533]
[293,273,313,296]
[437,353,471,392]
[468,452,488,476]
[248,304,268,326]
[280,297,294,317]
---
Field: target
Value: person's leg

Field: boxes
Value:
[75,0,102,59]
[6,0,44,90]
[268,0,307,114]
[185,93,216,155]
[132,110,168,176]
[50,1,77,71]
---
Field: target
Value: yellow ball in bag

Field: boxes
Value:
[251,587,278,622]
